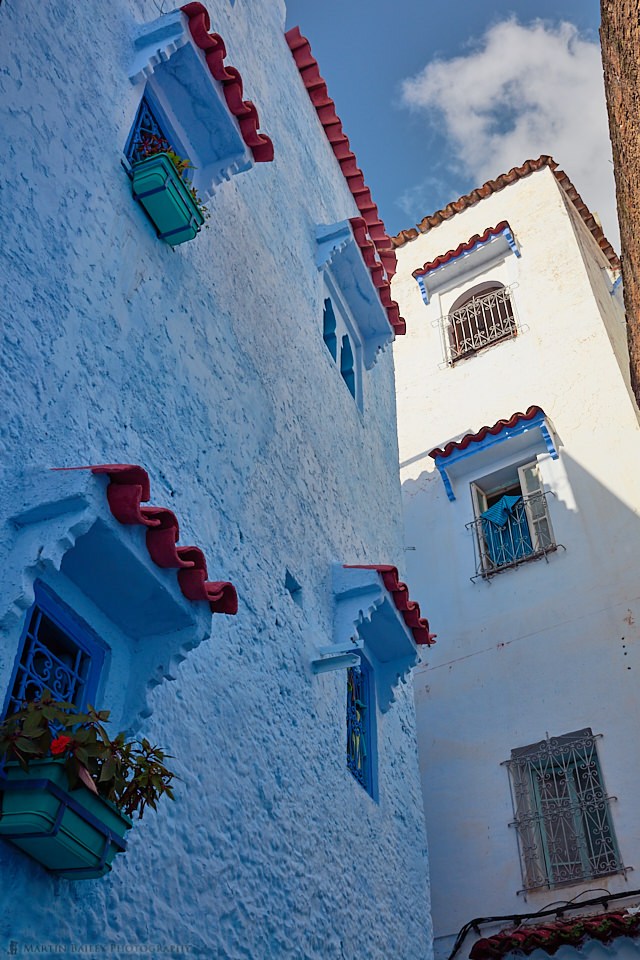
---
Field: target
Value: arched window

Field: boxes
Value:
[340,335,356,399]
[323,298,337,361]
[447,281,516,363]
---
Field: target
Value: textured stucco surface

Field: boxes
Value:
[0,1,432,956]
[392,167,640,953]
[601,0,640,410]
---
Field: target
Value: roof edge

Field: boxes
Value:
[391,156,620,270]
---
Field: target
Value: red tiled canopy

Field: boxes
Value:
[53,464,237,615]
[180,2,274,163]
[413,221,512,279]
[429,406,544,461]
[469,910,640,959]
[345,564,436,645]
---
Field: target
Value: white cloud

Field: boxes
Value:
[401,19,618,248]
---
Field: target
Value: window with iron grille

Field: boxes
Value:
[444,282,516,364]
[347,662,372,794]
[2,585,105,719]
[125,95,187,173]
[505,729,622,892]
[467,459,556,580]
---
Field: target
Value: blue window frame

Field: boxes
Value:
[347,662,372,793]
[2,584,105,718]
[323,298,337,361]
[340,335,356,399]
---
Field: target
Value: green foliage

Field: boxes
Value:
[0,692,177,820]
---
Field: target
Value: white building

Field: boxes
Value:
[391,157,640,960]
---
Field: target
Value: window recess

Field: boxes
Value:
[438,282,519,365]
[504,729,624,894]
[467,459,559,580]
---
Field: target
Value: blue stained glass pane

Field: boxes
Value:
[347,664,370,790]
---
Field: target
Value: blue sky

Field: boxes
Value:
[284,1,618,247]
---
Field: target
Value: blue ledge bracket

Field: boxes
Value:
[433,409,559,501]
[316,221,394,369]
[128,10,253,199]
[415,223,520,305]
[331,564,419,713]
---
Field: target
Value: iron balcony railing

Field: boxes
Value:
[466,491,556,581]
[443,286,516,363]
[504,730,623,893]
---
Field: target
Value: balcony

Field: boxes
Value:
[444,285,517,364]
[466,491,556,580]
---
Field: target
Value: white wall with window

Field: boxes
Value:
[391,161,640,960]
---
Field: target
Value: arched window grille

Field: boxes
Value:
[323,298,337,361]
[340,335,356,399]
[446,282,516,363]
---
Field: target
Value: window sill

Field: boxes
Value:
[474,544,562,582]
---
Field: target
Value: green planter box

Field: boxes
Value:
[0,759,131,879]
[131,153,205,246]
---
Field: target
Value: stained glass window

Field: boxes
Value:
[347,663,371,792]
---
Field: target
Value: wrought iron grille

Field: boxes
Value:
[466,491,555,580]
[443,286,516,363]
[347,664,370,791]
[126,97,173,166]
[6,606,92,717]
[505,729,622,892]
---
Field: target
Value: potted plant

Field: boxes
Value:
[130,132,208,246]
[0,692,176,878]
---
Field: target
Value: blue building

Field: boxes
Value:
[0,1,433,956]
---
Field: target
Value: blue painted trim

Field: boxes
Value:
[414,225,520,303]
[433,411,558,501]
[611,275,622,296]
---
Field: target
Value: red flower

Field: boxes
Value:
[50,735,72,756]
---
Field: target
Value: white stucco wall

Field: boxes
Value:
[0,1,432,957]
[392,166,640,955]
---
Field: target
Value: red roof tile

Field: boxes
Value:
[392,156,620,271]
[412,221,512,280]
[469,910,640,959]
[286,27,406,336]
[52,464,238,615]
[181,3,274,163]
[344,564,436,645]
[429,406,544,460]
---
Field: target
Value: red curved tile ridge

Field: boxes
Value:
[469,911,640,959]
[429,405,544,461]
[412,221,511,279]
[180,3,274,163]
[285,28,401,289]
[349,218,406,334]
[391,156,620,271]
[344,564,436,645]
[51,464,237,614]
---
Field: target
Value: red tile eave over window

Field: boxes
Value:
[285,26,406,336]
[344,564,436,645]
[469,910,640,959]
[180,2,274,163]
[428,406,544,461]
[413,221,511,279]
[51,464,238,615]
[391,156,620,272]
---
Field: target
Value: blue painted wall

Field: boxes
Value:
[0,0,432,956]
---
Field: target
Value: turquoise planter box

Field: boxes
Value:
[131,153,205,246]
[0,759,131,879]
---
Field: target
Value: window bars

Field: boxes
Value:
[504,730,622,893]
[125,97,175,167]
[6,606,93,718]
[466,491,556,580]
[440,286,517,365]
[347,664,370,792]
